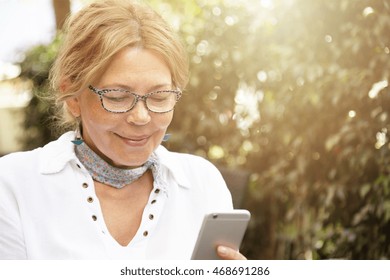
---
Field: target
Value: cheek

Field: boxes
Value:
[156,112,174,130]
[79,96,118,132]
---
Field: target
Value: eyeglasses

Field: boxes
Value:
[88,85,182,114]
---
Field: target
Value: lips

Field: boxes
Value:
[116,133,150,147]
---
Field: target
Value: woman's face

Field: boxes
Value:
[67,47,174,168]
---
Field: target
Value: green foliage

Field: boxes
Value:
[18,0,390,259]
[19,36,62,149]
[158,0,390,259]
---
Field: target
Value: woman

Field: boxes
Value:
[0,0,246,260]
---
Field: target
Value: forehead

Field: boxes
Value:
[97,47,172,91]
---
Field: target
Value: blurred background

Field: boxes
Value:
[0,0,389,259]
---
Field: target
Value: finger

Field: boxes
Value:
[217,245,247,260]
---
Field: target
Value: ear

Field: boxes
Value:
[61,79,81,118]
[66,96,81,118]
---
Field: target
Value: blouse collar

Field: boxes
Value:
[38,131,191,189]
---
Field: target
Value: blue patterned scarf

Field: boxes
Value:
[74,141,159,189]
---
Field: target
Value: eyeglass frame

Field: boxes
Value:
[88,85,182,114]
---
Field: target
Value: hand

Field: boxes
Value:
[216,245,247,260]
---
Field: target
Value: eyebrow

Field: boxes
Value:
[100,83,174,92]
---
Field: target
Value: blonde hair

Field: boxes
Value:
[49,0,189,130]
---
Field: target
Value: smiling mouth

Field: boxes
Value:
[116,133,150,146]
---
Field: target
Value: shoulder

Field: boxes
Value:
[156,146,232,205]
[0,148,42,204]
[157,146,233,211]
[156,145,221,176]
[0,131,75,179]
[0,148,41,174]
[161,147,233,210]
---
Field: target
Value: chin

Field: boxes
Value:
[112,153,150,168]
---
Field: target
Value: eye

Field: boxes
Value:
[149,91,172,101]
[149,96,169,103]
[105,96,129,103]
[104,90,132,103]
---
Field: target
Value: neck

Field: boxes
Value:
[74,141,158,189]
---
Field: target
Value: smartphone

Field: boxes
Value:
[191,209,251,260]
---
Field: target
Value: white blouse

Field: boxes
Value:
[0,132,233,259]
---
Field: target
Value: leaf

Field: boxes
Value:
[359,184,371,198]
[325,134,341,151]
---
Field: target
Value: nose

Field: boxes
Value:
[126,100,151,125]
